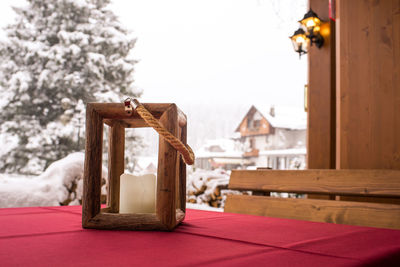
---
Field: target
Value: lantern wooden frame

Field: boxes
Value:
[82,103,187,231]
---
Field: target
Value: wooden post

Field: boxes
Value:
[336,0,400,170]
[82,104,103,226]
[334,0,400,204]
[178,123,187,213]
[307,0,336,170]
[307,0,336,200]
[107,121,125,213]
[157,104,178,230]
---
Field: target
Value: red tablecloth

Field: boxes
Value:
[0,206,399,266]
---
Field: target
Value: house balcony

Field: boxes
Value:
[243,149,259,157]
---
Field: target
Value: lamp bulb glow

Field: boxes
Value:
[296,36,305,43]
[306,19,315,28]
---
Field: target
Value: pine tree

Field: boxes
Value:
[0,0,140,174]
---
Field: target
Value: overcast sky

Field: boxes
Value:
[0,0,307,109]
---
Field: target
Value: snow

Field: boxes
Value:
[0,156,232,210]
[0,152,108,208]
[259,147,306,156]
[196,150,243,159]
[187,168,232,208]
[0,174,59,208]
[186,203,223,212]
[0,123,19,161]
[69,44,81,55]
[65,0,87,8]
[257,106,307,130]
[196,138,243,159]
[132,156,157,175]
[88,52,107,65]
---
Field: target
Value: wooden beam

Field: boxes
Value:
[91,103,171,120]
[177,123,187,213]
[82,104,103,227]
[157,104,179,230]
[107,121,125,213]
[307,0,336,169]
[86,213,165,230]
[225,195,400,230]
[228,170,400,197]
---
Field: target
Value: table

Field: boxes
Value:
[1,206,399,266]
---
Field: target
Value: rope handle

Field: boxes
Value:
[124,98,195,165]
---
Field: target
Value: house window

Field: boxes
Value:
[247,118,252,128]
[253,120,260,128]
[249,138,255,149]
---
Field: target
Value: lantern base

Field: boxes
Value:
[82,208,185,231]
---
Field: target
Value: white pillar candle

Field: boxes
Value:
[119,173,156,214]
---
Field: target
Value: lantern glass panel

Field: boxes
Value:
[290,33,309,54]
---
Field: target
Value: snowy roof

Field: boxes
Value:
[196,138,243,159]
[257,106,307,130]
[235,105,307,131]
[259,148,306,156]
[212,158,252,164]
[196,150,243,159]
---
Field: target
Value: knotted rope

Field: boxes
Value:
[124,98,195,165]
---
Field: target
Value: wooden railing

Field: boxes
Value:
[224,169,400,229]
[243,149,259,157]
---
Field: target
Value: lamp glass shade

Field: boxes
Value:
[290,28,309,54]
[299,9,322,32]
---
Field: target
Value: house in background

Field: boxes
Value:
[234,105,306,169]
[195,139,250,170]
[196,105,306,170]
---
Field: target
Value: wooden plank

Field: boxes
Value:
[307,0,336,169]
[336,0,400,169]
[180,123,187,213]
[177,124,187,213]
[107,121,125,213]
[92,103,171,120]
[177,107,187,127]
[82,104,103,227]
[86,212,166,230]
[225,195,400,230]
[157,104,178,230]
[228,170,400,197]
[102,106,186,128]
[104,118,148,128]
[100,103,186,128]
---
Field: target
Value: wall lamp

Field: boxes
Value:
[290,9,324,58]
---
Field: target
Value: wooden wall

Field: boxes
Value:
[336,0,400,169]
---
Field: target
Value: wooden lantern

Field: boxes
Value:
[82,102,187,231]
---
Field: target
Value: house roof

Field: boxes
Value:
[196,138,243,159]
[235,105,307,132]
[259,148,306,156]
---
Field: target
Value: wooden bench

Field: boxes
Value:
[224,169,400,229]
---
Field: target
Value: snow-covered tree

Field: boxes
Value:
[0,0,141,174]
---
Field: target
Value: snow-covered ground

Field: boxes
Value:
[0,153,107,208]
[186,203,223,212]
[0,153,230,211]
